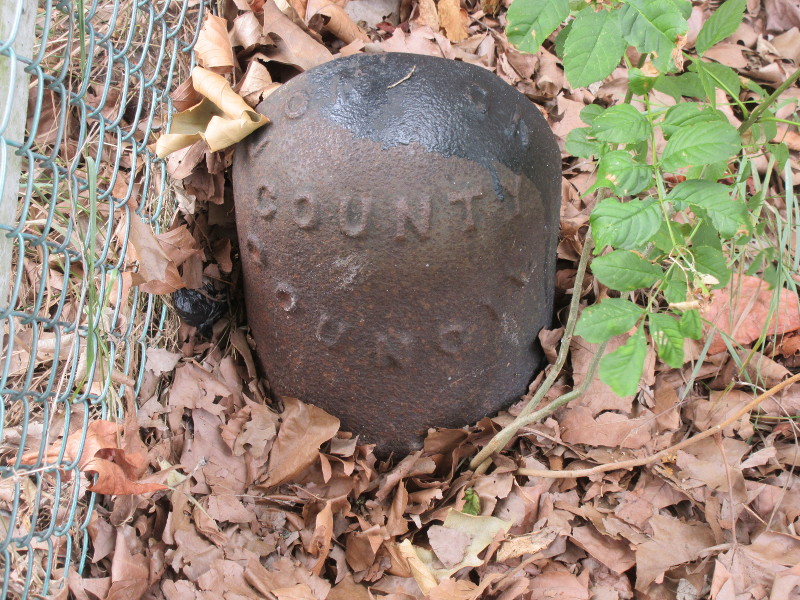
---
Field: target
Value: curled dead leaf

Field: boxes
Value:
[155,67,269,158]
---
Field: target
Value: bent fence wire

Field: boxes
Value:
[1,1,205,596]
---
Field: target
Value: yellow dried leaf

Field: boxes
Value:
[438,0,469,42]
[155,67,269,158]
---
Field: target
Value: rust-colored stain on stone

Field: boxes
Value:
[233,52,561,455]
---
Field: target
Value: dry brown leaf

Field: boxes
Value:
[263,0,333,71]
[635,514,715,590]
[496,526,558,562]
[230,11,270,51]
[264,398,340,487]
[414,0,439,30]
[307,2,370,43]
[560,406,655,449]
[428,525,471,569]
[702,274,800,354]
[570,526,635,574]
[238,58,280,108]
[194,15,235,73]
[528,571,589,600]
[327,576,371,600]
[438,0,469,42]
[82,457,167,495]
[128,216,185,294]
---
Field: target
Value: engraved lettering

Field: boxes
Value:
[316,314,347,348]
[275,283,298,312]
[375,330,413,367]
[438,323,467,355]
[448,190,484,232]
[245,233,267,267]
[395,196,431,241]
[292,195,319,229]
[257,185,278,220]
[339,196,371,237]
[284,91,309,119]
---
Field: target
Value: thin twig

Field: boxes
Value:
[469,234,595,471]
[517,372,800,479]
[738,67,800,134]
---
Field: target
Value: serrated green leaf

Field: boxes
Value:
[679,309,703,339]
[668,179,747,238]
[591,104,651,143]
[580,104,605,126]
[591,250,663,291]
[589,150,652,196]
[661,103,728,138]
[566,127,602,158]
[668,0,693,19]
[462,488,481,515]
[590,197,662,250]
[599,327,647,396]
[576,298,645,343]
[661,121,741,171]
[619,0,688,72]
[695,0,747,56]
[563,8,627,87]
[506,0,571,53]
[690,60,741,105]
[554,19,573,57]
[693,245,730,287]
[648,313,685,368]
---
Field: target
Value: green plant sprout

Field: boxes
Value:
[506,0,800,395]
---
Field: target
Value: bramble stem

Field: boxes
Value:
[739,67,800,134]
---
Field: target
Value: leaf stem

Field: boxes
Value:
[738,68,800,134]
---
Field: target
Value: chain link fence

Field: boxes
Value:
[1,1,206,596]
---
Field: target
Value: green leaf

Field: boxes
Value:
[506,0,570,53]
[580,104,605,126]
[661,121,741,171]
[695,0,747,56]
[628,68,659,95]
[554,19,573,57]
[679,309,703,339]
[589,150,652,196]
[576,298,645,343]
[690,60,741,104]
[648,313,685,368]
[599,327,647,396]
[668,179,747,238]
[590,197,662,250]
[563,8,628,87]
[462,488,481,515]
[663,271,689,304]
[566,127,602,158]
[591,250,663,291]
[590,104,651,143]
[619,0,688,72]
[693,245,730,287]
[661,103,728,138]
[668,0,693,19]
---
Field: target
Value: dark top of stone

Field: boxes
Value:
[257,52,560,201]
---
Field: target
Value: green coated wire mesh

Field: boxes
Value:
[0,1,206,597]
